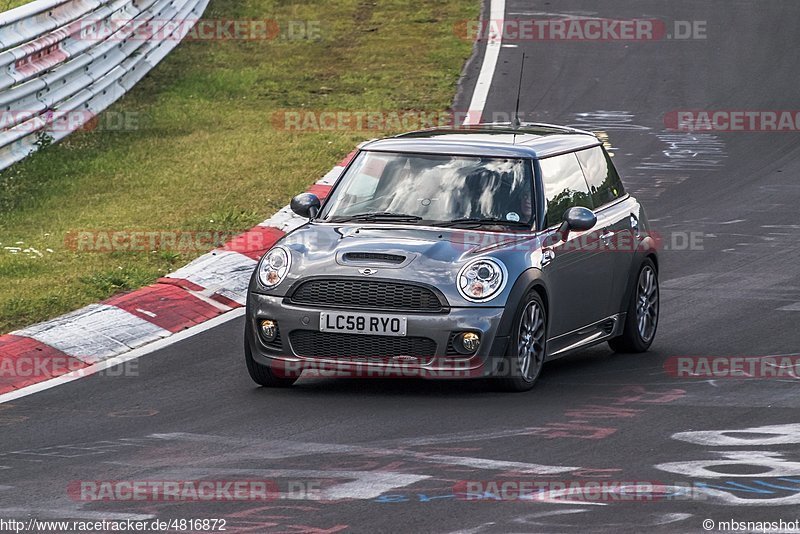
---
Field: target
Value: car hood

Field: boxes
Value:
[261,222,544,306]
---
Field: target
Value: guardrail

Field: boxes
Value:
[0,0,208,170]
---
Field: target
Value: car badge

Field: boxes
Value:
[359,268,378,276]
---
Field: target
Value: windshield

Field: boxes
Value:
[319,152,535,228]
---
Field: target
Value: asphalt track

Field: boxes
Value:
[3,1,800,533]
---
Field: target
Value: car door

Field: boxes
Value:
[536,152,616,340]
[575,146,636,316]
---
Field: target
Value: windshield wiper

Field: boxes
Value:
[330,212,423,223]
[435,217,531,228]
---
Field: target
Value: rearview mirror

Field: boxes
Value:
[290,193,321,219]
[558,206,597,237]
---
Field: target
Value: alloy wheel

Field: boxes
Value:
[636,265,659,343]
[517,300,546,381]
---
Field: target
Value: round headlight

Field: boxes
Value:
[457,258,507,302]
[258,246,291,288]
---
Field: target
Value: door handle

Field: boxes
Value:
[600,231,615,246]
[541,248,555,267]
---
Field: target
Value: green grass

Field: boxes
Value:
[0,0,478,333]
[0,0,30,12]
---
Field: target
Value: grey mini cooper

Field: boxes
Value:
[244,123,659,391]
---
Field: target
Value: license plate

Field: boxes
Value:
[319,312,407,337]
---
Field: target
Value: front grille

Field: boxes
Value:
[290,279,443,311]
[343,252,406,264]
[289,330,437,359]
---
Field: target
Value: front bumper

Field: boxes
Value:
[246,292,509,378]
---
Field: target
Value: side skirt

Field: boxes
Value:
[545,313,626,361]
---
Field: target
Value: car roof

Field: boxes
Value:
[360,123,601,159]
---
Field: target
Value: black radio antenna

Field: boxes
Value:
[512,53,526,130]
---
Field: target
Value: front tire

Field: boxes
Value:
[244,334,299,388]
[495,292,547,392]
[609,258,659,353]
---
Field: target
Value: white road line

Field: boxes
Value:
[149,432,579,475]
[370,427,558,447]
[150,468,429,500]
[0,308,245,405]
[463,0,505,125]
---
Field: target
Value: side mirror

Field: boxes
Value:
[558,206,597,237]
[290,193,321,219]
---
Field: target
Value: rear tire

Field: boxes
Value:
[494,291,547,392]
[609,258,659,353]
[244,334,299,388]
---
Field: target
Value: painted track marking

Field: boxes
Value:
[463,0,505,125]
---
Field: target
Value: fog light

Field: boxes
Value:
[456,332,481,354]
[259,319,277,342]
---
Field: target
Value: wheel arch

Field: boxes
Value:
[616,250,659,316]
[646,252,659,273]
[530,282,549,314]
[496,268,547,339]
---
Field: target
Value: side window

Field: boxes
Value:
[539,153,594,228]
[575,146,625,208]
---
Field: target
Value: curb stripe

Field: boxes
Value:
[156,277,205,292]
[209,293,244,309]
[317,166,345,186]
[258,207,306,233]
[12,304,171,364]
[0,335,85,393]
[104,284,225,333]
[221,225,285,261]
[184,289,235,312]
[306,183,333,200]
[339,149,358,167]
[165,250,257,306]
